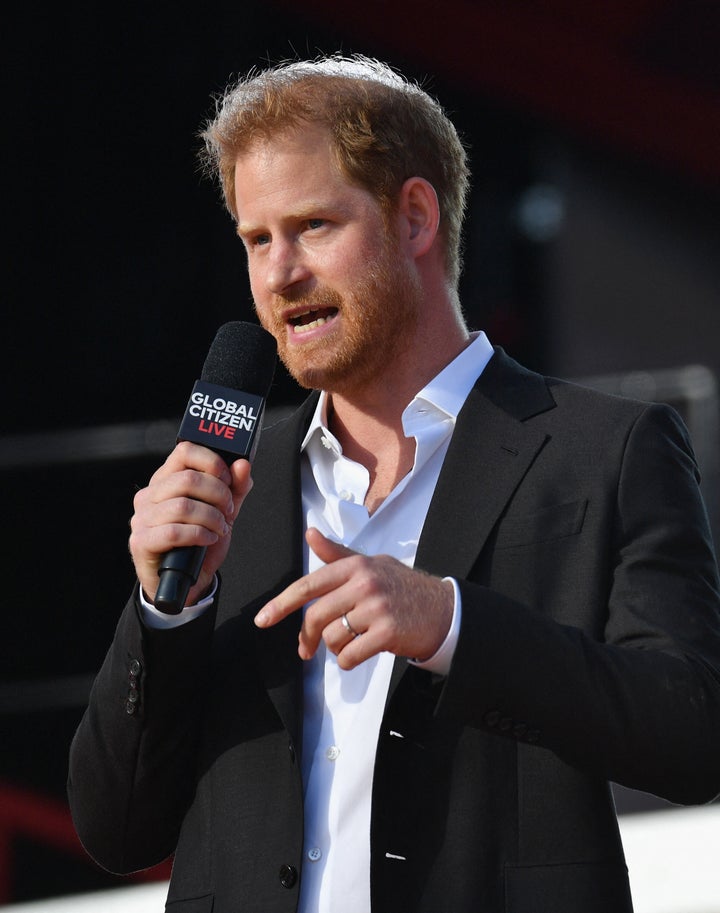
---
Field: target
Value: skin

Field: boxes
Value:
[129,123,470,669]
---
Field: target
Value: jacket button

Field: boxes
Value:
[278,864,298,888]
[484,710,500,727]
[129,659,142,677]
[498,716,513,732]
[512,722,528,739]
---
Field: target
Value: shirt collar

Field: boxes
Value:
[407,329,493,423]
[300,330,494,453]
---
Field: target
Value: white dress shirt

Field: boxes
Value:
[296,331,493,913]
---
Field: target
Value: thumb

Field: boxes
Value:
[305,527,356,564]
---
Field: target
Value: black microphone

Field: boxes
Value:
[153,321,277,615]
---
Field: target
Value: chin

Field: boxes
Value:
[288,367,342,392]
[284,355,361,394]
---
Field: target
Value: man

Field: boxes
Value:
[68,56,720,913]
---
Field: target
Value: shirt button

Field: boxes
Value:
[307,846,322,862]
[325,745,340,761]
[339,490,354,502]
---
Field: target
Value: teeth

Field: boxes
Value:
[293,316,328,334]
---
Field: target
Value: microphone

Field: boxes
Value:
[153,321,277,615]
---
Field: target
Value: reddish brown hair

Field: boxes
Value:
[200,55,470,287]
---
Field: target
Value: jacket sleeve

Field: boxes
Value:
[67,586,217,874]
[436,402,720,805]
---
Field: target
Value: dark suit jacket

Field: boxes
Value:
[68,349,720,913]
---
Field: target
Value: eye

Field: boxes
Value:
[306,218,325,230]
[239,231,270,251]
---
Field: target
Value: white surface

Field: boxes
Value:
[620,804,720,913]
[3,804,719,911]
[1,881,169,911]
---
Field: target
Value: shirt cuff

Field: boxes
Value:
[408,577,461,676]
[140,575,218,629]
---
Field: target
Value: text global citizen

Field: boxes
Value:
[189,392,259,439]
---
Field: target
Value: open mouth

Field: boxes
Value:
[289,307,338,334]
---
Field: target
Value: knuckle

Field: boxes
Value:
[178,468,202,493]
[132,488,145,511]
[363,597,388,631]
[353,554,372,574]
[354,567,382,601]
[168,496,193,521]
[295,577,314,603]
[163,524,188,548]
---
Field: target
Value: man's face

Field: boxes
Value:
[233,125,421,396]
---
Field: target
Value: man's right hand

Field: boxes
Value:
[128,441,253,607]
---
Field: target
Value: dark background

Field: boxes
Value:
[2,0,719,903]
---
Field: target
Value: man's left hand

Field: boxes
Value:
[254,527,454,670]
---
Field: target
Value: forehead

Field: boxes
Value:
[233,124,374,219]
[235,124,339,180]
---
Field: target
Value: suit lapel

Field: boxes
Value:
[389,349,555,697]
[245,396,318,750]
[416,348,555,577]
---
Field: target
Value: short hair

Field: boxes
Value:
[199,55,471,287]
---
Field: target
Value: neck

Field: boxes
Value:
[328,398,416,515]
[329,305,469,434]
[325,314,470,512]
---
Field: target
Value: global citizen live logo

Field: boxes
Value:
[177,380,264,460]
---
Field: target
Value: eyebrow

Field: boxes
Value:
[236,201,355,239]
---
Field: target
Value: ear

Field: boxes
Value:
[397,177,440,259]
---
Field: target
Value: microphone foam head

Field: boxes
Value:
[201,321,277,396]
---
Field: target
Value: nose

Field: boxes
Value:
[264,237,310,296]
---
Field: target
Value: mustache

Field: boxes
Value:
[253,288,344,326]
[273,287,343,309]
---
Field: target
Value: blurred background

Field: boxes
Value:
[2,0,719,909]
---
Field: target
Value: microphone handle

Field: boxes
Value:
[154,545,207,615]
